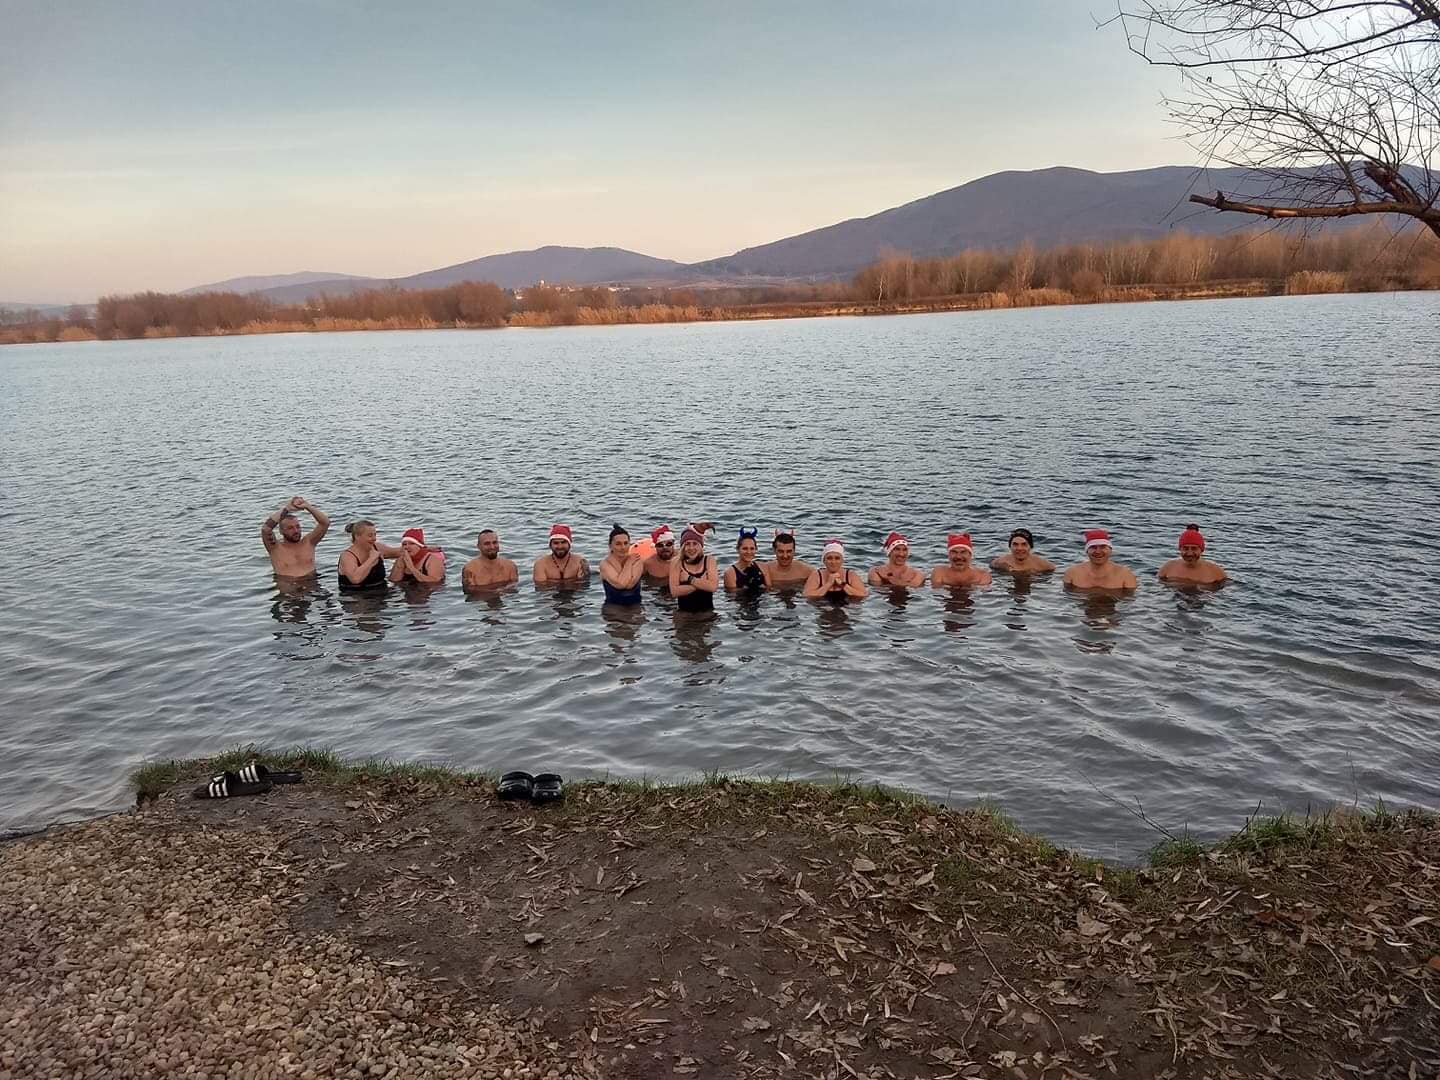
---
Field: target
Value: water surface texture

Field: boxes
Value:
[2,293,1437,854]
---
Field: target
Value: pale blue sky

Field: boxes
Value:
[1,1,1183,301]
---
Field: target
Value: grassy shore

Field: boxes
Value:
[0,277,1371,345]
[3,749,1435,1079]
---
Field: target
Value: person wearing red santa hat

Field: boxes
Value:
[868,531,926,588]
[642,523,679,581]
[533,523,590,584]
[931,533,993,588]
[1062,529,1138,590]
[390,527,446,585]
[1158,524,1228,585]
[804,540,868,601]
[989,528,1056,574]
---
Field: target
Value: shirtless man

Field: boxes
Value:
[1158,524,1228,585]
[462,529,519,591]
[990,528,1056,574]
[763,528,813,588]
[1063,529,1138,590]
[260,496,330,579]
[643,525,679,581]
[533,524,590,584]
[931,533,993,587]
[869,531,926,588]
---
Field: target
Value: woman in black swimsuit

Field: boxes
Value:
[803,540,868,602]
[670,527,718,613]
[338,520,400,590]
[723,527,770,593]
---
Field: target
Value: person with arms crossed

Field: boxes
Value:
[599,524,646,605]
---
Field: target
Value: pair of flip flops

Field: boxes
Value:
[193,762,304,800]
[497,771,564,804]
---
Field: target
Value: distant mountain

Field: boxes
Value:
[690,165,1344,279]
[250,246,684,303]
[180,271,373,296]
[165,164,1405,302]
[0,301,81,317]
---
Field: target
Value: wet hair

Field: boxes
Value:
[608,523,630,543]
[1009,528,1034,545]
[772,532,796,548]
[478,528,497,538]
[344,519,375,536]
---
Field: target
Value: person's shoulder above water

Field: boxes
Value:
[462,529,519,592]
[804,539,868,600]
[262,495,330,578]
[931,532,992,587]
[1063,529,1138,590]
[989,527,1055,573]
[763,526,812,586]
[391,527,446,584]
[868,530,926,587]
[533,523,590,582]
[1158,523,1228,585]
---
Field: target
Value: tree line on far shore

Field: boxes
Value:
[4,223,1437,344]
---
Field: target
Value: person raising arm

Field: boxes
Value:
[261,496,330,579]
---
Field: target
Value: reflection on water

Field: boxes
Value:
[4,293,1440,855]
[940,588,977,634]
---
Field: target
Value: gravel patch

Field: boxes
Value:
[0,809,575,1080]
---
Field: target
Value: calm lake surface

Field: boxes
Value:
[2,293,1437,854]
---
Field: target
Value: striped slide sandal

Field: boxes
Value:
[193,771,272,799]
[237,762,304,786]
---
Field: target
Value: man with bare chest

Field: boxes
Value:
[260,497,329,580]
[930,533,993,587]
[1158,524,1228,585]
[463,529,519,591]
[869,531,926,588]
[1063,529,1138,590]
[763,529,812,588]
[533,524,590,583]
[643,524,678,581]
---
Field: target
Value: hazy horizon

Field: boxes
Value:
[1,1,1183,303]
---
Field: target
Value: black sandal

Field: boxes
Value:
[497,771,534,801]
[238,762,303,786]
[193,771,272,799]
[531,773,564,804]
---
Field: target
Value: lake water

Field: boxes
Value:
[2,293,1437,855]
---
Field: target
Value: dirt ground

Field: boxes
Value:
[6,771,1439,1079]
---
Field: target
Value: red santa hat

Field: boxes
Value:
[549,524,573,543]
[822,539,845,557]
[1083,529,1113,551]
[651,524,676,545]
[1178,524,1206,551]
[947,533,972,553]
[883,530,909,555]
[401,527,426,548]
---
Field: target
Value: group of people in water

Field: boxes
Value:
[261,498,1229,610]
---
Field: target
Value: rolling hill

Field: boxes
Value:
[688,165,1320,279]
